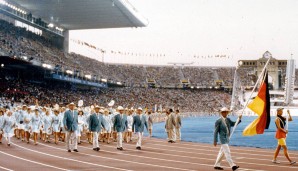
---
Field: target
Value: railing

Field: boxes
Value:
[47,74,108,88]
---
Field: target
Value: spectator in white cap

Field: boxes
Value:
[213,107,241,171]
[113,106,127,150]
[132,107,148,150]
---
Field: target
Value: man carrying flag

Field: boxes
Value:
[213,107,241,171]
[243,70,270,136]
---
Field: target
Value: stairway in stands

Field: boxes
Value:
[178,67,185,80]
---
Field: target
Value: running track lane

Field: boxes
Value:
[0,137,297,171]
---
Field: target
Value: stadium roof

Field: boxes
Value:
[10,0,148,30]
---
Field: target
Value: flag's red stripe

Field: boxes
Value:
[256,81,267,134]
[256,75,270,134]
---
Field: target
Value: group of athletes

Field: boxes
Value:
[0,101,157,151]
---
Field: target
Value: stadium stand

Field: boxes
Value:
[0,19,235,87]
[182,67,216,86]
[0,76,230,113]
[1,19,298,113]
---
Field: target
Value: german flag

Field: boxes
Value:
[243,70,270,136]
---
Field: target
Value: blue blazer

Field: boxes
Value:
[214,117,241,144]
[63,110,78,132]
[132,114,148,133]
[113,114,127,133]
[89,113,106,132]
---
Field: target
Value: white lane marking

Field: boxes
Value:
[47,138,295,171]
[144,143,298,168]
[124,142,291,163]
[47,139,264,171]
[145,142,279,158]
[11,142,132,171]
[119,141,289,163]
[38,141,195,171]
[235,157,246,160]
[0,165,14,171]
[0,151,67,171]
[110,140,296,170]
[146,138,298,156]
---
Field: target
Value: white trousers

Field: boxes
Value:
[93,132,99,148]
[7,137,11,144]
[117,132,123,148]
[214,144,236,167]
[175,128,181,140]
[136,132,143,147]
[168,129,176,141]
[66,131,77,150]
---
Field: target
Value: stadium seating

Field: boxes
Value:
[0,19,237,87]
[1,19,298,113]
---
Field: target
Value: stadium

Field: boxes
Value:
[0,0,298,171]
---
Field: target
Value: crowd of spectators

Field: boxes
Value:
[0,19,238,87]
[1,19,298,114]
[182,67,216,86]
[145,66,181,86]
[0,76,231,114]
[1,19,297,87]
[216,68,235,86]
[236,67,256,86]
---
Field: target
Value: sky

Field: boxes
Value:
[69,0,298,67]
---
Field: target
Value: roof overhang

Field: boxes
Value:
[10,0,148,30]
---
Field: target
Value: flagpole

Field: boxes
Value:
[286,111,289,130]
[230,67,239,111]
[229,57,271,139]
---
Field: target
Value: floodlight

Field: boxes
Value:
[85,75,92,79]
[66,70,73,75]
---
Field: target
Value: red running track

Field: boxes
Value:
[0,137,297,171]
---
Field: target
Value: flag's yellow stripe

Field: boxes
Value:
[242,117,261,136]
[247,96,265,116]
